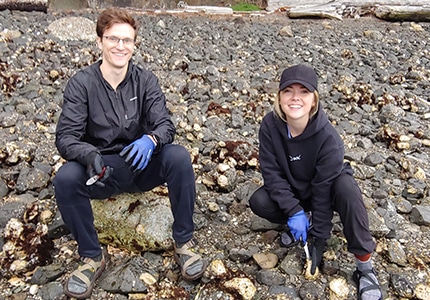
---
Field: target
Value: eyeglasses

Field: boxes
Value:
[103,36,135,45]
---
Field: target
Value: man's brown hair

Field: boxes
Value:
[96,8,138,39]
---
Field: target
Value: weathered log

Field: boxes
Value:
[280,0,430,22]
[375,5,430,22]
[0,0,47,12]
[287,2,343,20]
[268,0,430,17]
[176,1,233,14]
[270,0,430,9]
[340,0,430,5]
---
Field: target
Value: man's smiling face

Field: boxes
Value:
[97,23,135,71]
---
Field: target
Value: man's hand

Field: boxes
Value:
[310,238,326,275]
[86,151,112,187]
[287,210,309,243]
[120,135,156,172]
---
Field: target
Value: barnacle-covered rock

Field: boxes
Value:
[223,277,256,300]
[415,283,430,300]
[304,259,319,280]
[198,259,256,300]
[329,277,349,300]
[210,140,258,170]
[0,217,53,277]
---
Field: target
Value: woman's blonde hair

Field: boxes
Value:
[273,90,319,123]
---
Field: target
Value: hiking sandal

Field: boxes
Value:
[64,255,106,299]
[353,268,382,300]
[174,239,207,281]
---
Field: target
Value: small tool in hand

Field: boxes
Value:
[86,166,106,186]
[303,241,311,260]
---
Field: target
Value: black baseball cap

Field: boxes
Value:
[279,64,318,92]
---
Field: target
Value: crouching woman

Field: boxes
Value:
[250,64,382,300]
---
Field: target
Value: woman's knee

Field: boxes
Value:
[331,173,364,212]
[331,174,360,199]
[249,187,287,223]
[249,187,269,213]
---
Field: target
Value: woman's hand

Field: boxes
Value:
[310,238,326,275]
[287,210,309,243]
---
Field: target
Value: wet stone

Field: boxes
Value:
[255,269,285,286]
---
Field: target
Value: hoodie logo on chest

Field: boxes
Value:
[289,155,301,161]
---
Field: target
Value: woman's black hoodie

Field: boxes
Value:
[258,104,353,240]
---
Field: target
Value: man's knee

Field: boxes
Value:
[54,162,85,189]
[167,145,191,161]
[161,145,192,170]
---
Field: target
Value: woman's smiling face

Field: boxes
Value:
[97,23,135,70]
[279,83,316,123]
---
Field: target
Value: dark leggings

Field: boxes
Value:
[53,144,196,258]
[249,173,375,256]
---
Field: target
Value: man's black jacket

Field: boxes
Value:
[55,60,175,165]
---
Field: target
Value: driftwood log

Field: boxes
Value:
[375,5,430,21]
[286,1,430,22]
[0,0,47,11]
[287,1,343,20]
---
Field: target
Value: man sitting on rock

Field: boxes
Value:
[53,8,206,299]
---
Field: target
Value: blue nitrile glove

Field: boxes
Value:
[287,210,309,243]
[119,135,155,172]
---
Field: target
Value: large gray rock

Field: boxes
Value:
[91,190,174,252]
[47,17,96,41]
[410,205,430,226]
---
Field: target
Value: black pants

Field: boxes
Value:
[53,144,196,258]
[249,173,375,256]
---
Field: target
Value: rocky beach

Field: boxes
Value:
[0,6,430,300]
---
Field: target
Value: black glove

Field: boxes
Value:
[310,238,326,275]
[85,151,113,187]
